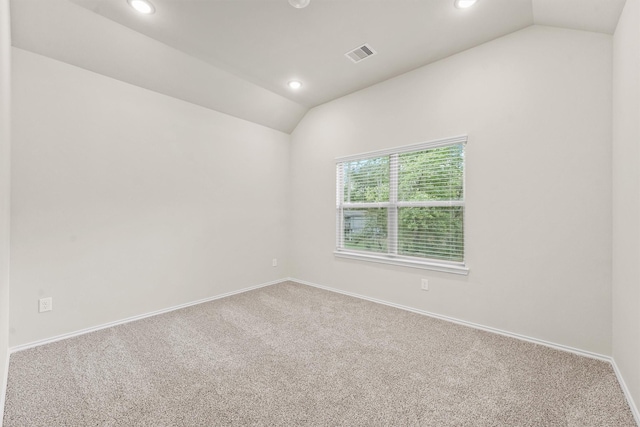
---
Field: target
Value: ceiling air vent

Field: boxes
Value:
[345,43,377,63]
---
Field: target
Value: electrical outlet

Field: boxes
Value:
[421,279,429,291]
[39,297,53,313]
[272,258,278,267]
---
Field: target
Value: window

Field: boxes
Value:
[335,136,468,275]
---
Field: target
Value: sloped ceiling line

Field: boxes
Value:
[10,0,626,133]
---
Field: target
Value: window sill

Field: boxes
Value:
[333,250,469,275]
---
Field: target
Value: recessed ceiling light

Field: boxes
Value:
[288,0,310,9]
[128,0,155,14]
[454,0,478,9]
[288,81,303,90]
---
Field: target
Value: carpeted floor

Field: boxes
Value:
[3,281,637,426]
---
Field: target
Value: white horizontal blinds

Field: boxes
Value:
[397,144,464,261]
[336,164,345,249]
[343,157,389,204]
[336,136,465,265]
[340,156,389,253]
[388,154,399,255]
[342,207,388,253]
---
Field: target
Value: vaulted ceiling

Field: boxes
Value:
[10,0,626,133]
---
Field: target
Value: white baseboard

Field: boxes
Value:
[611,358,640,426]
[288,277,610,361]
[5,276,639,426]
[0,348,9,427]
[9,278,289,354]
[289,277,640,426]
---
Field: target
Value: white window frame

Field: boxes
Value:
[334,135,469,275]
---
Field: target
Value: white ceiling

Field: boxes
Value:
[533,0,626,34]
[70,0,534,108]
[68,0,626,108]
[11,0,627,133]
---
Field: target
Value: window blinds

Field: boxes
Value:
[336,137,465,265]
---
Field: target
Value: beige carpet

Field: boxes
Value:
[3,281,636,426]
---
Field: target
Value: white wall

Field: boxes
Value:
[0,0,11,418]
[613,0,640,415]
[9,48,291,347]
[290,25,613,355]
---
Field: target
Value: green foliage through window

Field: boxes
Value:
[337,140,465,264]
[398,145,464,202]
[343,157,389,203]
[398,207,463,262]
[343,208,388,252]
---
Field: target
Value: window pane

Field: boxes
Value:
[398,206,463,262]
[343,157,389,203]
[398,145,463,201]
[343,208,388,253]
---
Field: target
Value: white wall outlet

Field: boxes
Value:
[272,258,278,267]
[39,297,53,313]
[421,279,429,291]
